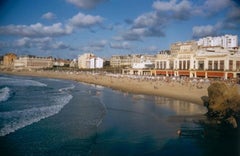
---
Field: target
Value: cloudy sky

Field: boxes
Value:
[0,0,240,59]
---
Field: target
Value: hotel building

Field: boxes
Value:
[14,55,53,70]
[78,53,104,69]
[3,53,17,68]
[123,35,240,79]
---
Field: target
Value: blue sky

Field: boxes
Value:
[0,0,240,59]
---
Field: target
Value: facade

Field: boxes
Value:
[78,53,95,69]
[53,59,71,67]
[14,55,53,70]
[90,57,103,69]
[110,55,137,67]
[3,53,17,67]
[123,35,240,79]
[153,39,240,79]
[132,56,154,69]
[156,41,198,70]
[198,34,238,49]
[69,59,78,68]
[78,53,103,69]
[0,56,3,65]
[110,54,156,67]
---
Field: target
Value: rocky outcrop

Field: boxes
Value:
[205,82,240,128]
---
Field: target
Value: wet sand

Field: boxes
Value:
[0,70,209,105]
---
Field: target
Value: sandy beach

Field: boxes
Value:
[0,70,211,105]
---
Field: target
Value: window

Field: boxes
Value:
[208,61,212,70]
[220,60,224,70]
[229,60,233,71]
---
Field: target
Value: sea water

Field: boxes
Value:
[0,74,239,156]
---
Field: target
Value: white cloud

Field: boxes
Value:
[203,0,231,15]
[192,25,217,38]
[16,37,52,47]
[79,40,108,52]
[14,37,72,51]
[192,0,240,38]
[118,0,192,41]
[133,12,161,28]
[0,23,73,37]
[89,40,108,48]
[152,0,192,19]
[152,0,177,12]
[69,12,103,28]
[110,42,131,49]
[66,0,107,9]
[41,12,56,20]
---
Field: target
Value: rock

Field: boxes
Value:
[226,116,238,128]
[206,82,240,128]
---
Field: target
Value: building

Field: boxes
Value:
[78,53,104,69]
[198,34,238,49]
[78,53,95,69]
[53,58,71,67]
[110,54,156,67]
[69,59,78,68]
[0,55,4,66]
[123,35,240,79]
[132,56,154,69]
[155,41,198,71]
[90,57,103,69]
[3,53,17,67]
[153,38,240,79]
[14,55,53,70]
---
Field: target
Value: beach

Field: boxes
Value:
[0,70,209,105]
[1,71,239,156]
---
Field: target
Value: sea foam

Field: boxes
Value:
[0,77,47,87]
[0,94,72,136]
[0,87,11,103]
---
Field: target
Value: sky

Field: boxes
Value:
[0,0,240,59]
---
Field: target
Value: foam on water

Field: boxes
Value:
[0,87,11,103]
[58,84,75,92]
[0,77,47,87]
[0,93,72,136]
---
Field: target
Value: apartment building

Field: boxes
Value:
[123,35,240,79]
[198,34,238,49]
[78,53,103,69]
[3,53,17,67]
[78,53,95,69]
[14,55,53,70]
[90,57,103,69]
[110,54,156,67]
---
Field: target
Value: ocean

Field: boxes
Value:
[0,74,239,156]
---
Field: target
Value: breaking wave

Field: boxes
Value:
[59,84,75,92]
[0,87,11,103]
[0,94,72,136]
[0,77,47,87]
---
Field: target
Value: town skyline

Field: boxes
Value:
[0,0,240,59]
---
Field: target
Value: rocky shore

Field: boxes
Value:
[205,82,240,128]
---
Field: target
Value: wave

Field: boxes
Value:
[0,77,47,87]
[58,84,75,92]
[0,94,72,136]
[0,87,11,103]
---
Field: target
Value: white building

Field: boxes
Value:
[78,53,103,69]
[132,56,154,69]
[70,59,78,68]
[90,57,103,69]
[198,34,238,49]
[78,53,95,69]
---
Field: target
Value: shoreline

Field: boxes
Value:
[0,70,209,105]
